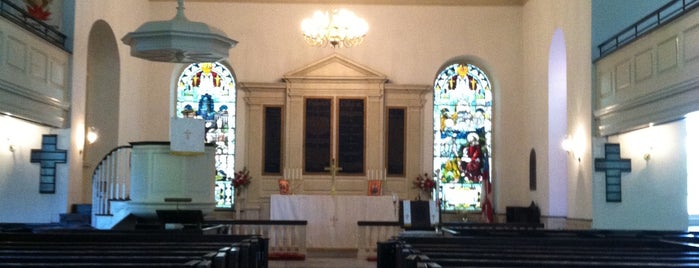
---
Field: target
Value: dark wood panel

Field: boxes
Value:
[304,99,331,173]
[264,107,282,174]
[387,108,405,175]
[338,99,364,174]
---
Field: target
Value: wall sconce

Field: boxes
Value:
[562,135,582,162]
[643,148,652,161]
[7,138,15,152]
[86,127,99,144]
[643,123,654,161]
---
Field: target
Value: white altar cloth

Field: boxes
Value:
[270,194,397,249]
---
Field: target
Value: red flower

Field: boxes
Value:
[232,167,251,195]
[26,2,51,21]
[413,173,436,193]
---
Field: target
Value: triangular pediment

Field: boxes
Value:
[284,53,387,81]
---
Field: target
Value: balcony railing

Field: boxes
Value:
[0,0,67,50]
[598,0,699,59]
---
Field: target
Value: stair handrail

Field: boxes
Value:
[91,145,132,222]
[91,145,133,179]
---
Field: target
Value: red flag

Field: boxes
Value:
[482,179,493,223]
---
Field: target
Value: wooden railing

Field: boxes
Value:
[0,0,67,50]
[91,145,132,222]
[208,220,308,260]
[598,0,699,58]
[357,221,402,260]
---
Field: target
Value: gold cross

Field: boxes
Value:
[330,215,339,227]
[324,158,342,195]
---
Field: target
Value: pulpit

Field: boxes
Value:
[128,142,216,218]
[270,194,397,249]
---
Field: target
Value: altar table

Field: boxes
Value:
[270,194,397,249]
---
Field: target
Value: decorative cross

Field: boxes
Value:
[330,215,339,227]
[30,135,67,194]
[594,143,631,202]
[183,129,192,140]
[324,158,342,195]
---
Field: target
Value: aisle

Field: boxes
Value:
[270,257,375,268]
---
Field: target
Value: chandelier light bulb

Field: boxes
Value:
[301,9,368,48]
[86,127,99,144]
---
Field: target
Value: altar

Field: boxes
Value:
[270,194,397,249]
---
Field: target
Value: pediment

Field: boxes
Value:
[283,53,387,82]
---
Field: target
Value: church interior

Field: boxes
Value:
[1,0,699,266]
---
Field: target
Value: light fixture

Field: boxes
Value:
[562,135,583,162]
[644,123,654,161]
[86,127,99,144]
[301,9,368,48]
[122,0,237,63]
[7,137,15,152]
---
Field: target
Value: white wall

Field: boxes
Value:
[522,0,593,220]
[593,121,688,231]
[2,0,599,223]
[144,2,527,213]
[0,116,69,223]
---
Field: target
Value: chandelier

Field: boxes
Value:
[122,0,237,63]
[301,9,368,48]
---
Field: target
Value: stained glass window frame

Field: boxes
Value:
[433,63,492,212]
[175,62,237,209]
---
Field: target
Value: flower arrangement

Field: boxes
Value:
[233,167,252,195]
[25,0,52,21]
[413,173,436,194]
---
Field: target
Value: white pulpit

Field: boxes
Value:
[270,194,397,249]
[128,142,216,218]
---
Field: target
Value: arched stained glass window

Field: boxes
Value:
[176,62,236,209]
[433,63,492,212]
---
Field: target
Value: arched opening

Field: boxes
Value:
[548,28,568,216]
[83,20,120,200]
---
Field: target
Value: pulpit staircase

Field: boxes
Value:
[91,145,133,229]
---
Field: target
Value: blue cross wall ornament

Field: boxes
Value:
[30,135,67,194]
[594,143,631,202]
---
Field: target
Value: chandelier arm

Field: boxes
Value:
[301,8,367,48]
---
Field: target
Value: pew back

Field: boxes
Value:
[378,229,699,268]
[0,230,268,268]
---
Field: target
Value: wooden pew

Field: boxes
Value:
[442,222,544,232]
[0,230,268,268]
[378,229,699,268]
[207,219,305,261]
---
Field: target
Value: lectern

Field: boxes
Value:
[399,200,439,230]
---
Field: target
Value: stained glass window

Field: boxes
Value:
[433,63,492,212]
[175,62,236,209]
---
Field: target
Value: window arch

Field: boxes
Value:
[433,63,492,212]
[176,62,237,209]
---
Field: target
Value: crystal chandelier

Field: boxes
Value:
[301,9,368,48]
[122,0,237,63]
